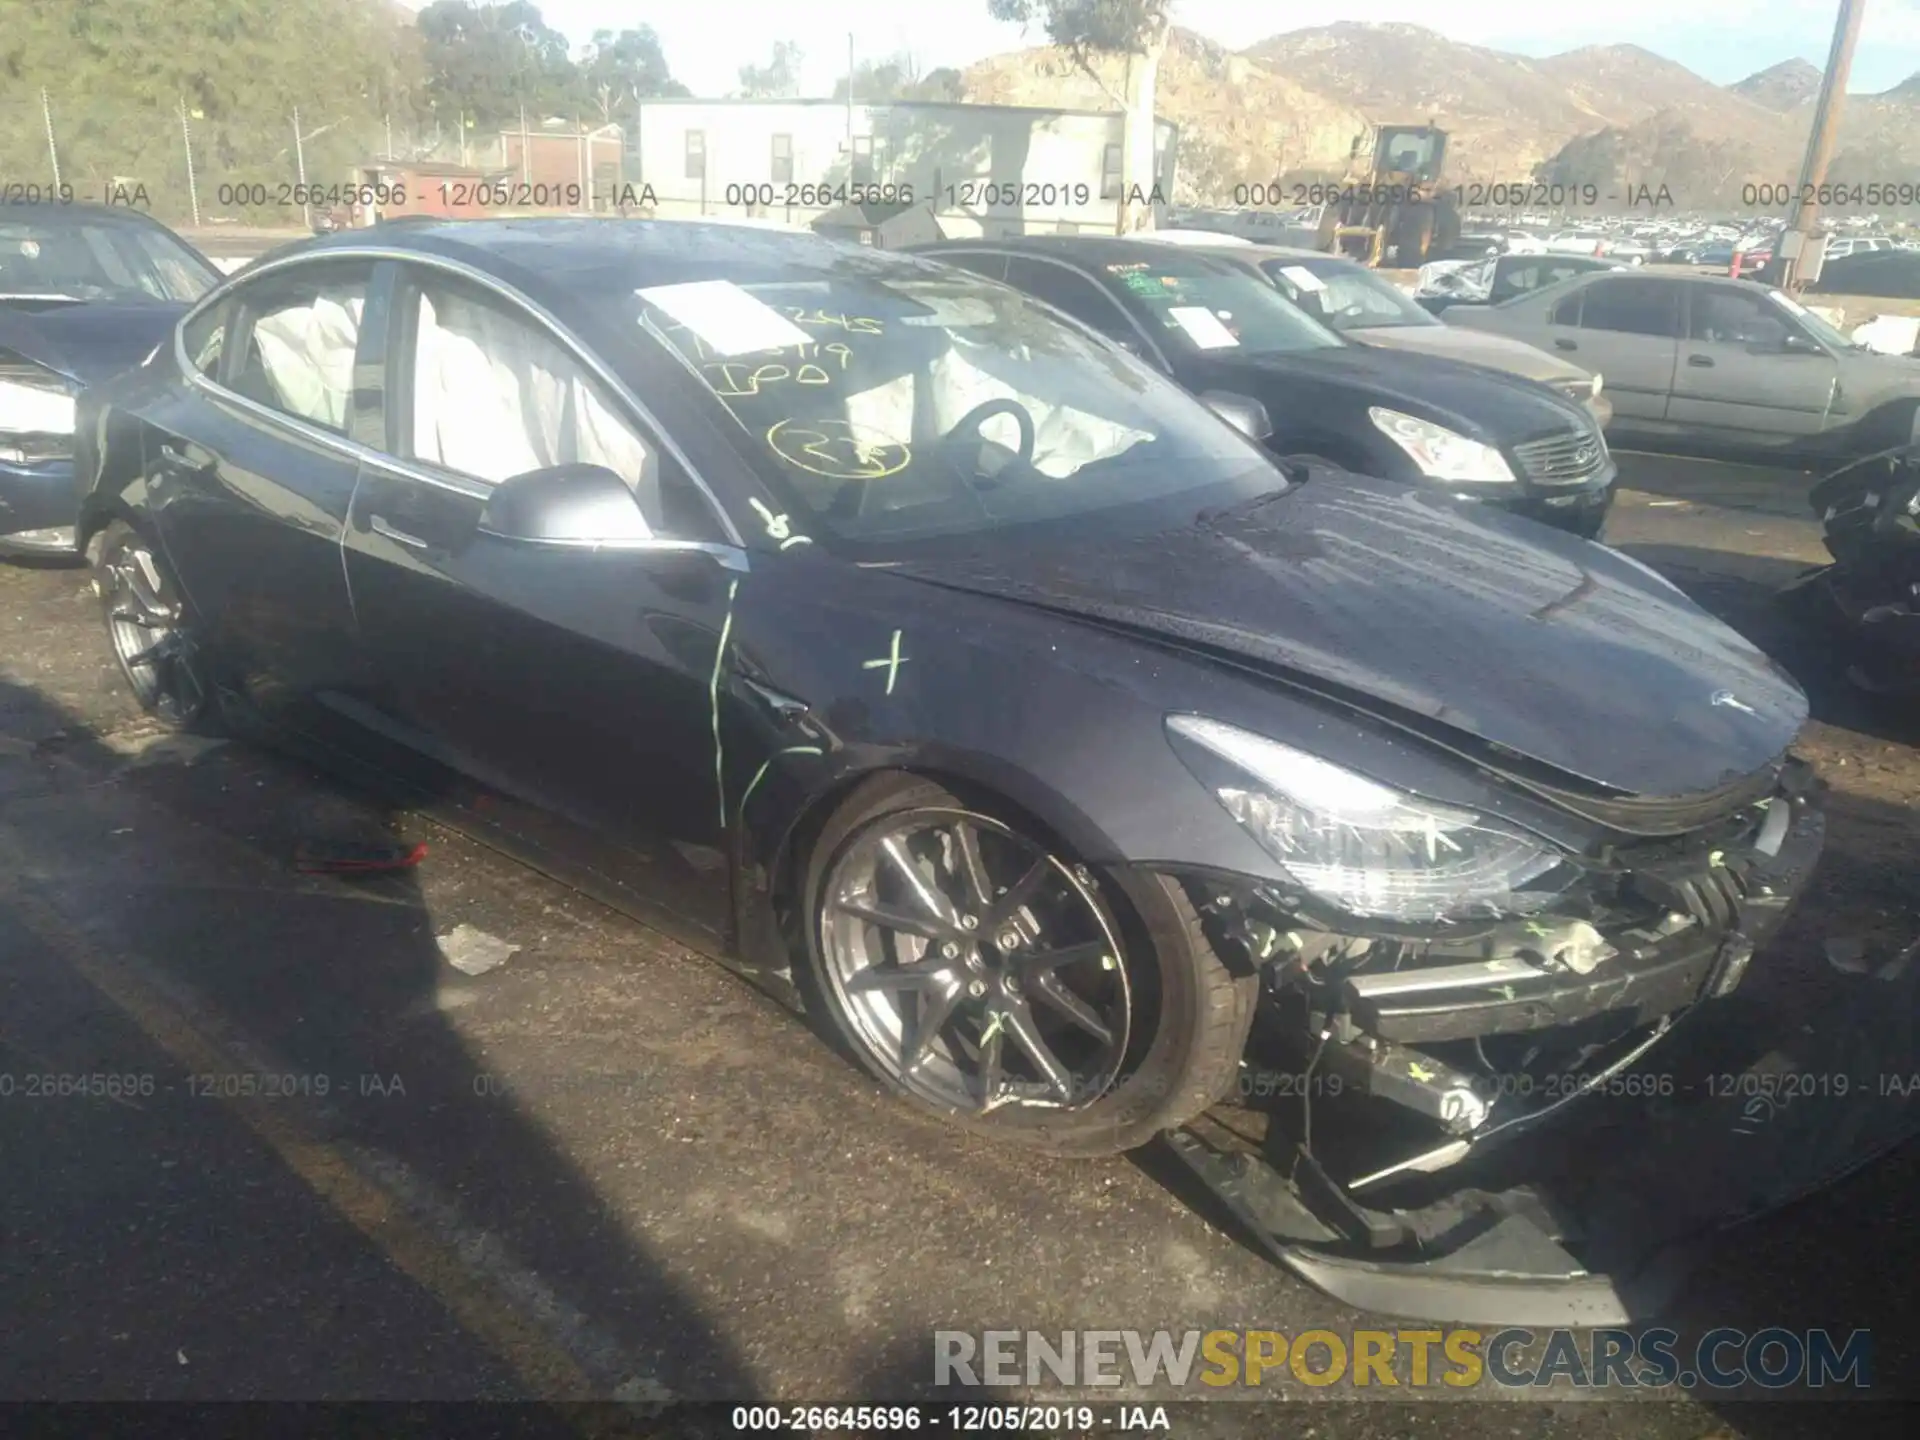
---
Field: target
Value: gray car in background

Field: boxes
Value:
[1446,269,1920,459]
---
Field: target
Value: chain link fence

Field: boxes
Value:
[1,85,463,232]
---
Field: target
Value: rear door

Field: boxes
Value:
[144,257,389,722]
[1541,276,1681,424]
[339,262,746,939]
[1667,284,1839,440]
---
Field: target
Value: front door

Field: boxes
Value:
[1667,285,1840,440]
[339,265,744,939]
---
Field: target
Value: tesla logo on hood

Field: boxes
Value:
[1712,690,1759,715]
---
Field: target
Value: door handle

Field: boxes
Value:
[1687,354,1715,368]
[370,514,430,549]
[1553,338,1577,351]
[156,440,213,472]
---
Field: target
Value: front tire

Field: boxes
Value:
[96,519,219,733]
[798,774,1256,1156]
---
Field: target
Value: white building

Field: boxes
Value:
[625,98,1177,238]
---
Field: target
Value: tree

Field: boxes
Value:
[738,41,804,99]
[832,53,968,103]
[417,0,579,128]
[987,0,1172,232]
[581,26,689,120]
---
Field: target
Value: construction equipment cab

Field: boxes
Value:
[1318,124,1461,269]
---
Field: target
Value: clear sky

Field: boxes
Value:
[401,1,1920,97]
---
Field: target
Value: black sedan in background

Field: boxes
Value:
[912,237,1616,537]
[1,202,220,556]
[75,220,1828,1317]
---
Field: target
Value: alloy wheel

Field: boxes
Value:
[818,808,1132,1115]
[103,537,206,727]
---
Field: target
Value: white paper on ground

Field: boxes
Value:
[634,280,813,357]
[1279,264,1328,292]
[438,923,520,976]
[1167,306,1240,349]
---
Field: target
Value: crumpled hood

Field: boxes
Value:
[1350,323,1588,387]
[0,299,184,385]
[1219,345,1588,442]
[894,474,1807,799]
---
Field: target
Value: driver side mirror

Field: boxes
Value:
[1776,331,1824,356]
[1200,391,1274,442]
[479,463,652,543]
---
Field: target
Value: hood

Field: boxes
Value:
[1350,323,1586,387]
[1211,345,1588,442]
[893,475,1806,800]
[0,298,185,386]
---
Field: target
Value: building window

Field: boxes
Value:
[1100,143,1122,201]
[771,134,793,185]
[684,130,706,180]
[851,135,874,185]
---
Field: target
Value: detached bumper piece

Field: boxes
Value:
[1167,761,1920,1323]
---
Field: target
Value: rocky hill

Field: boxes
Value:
[961,21,1920,211]
[1731,59,1824,111]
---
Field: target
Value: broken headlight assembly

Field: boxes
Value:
[1367,406,1514,484]
[1166,715,1571,923]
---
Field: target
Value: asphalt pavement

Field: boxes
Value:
[1,452,1915,1436]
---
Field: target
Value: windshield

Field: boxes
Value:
[1772,290,1858,351]
[1259,259,1439,331]
[0,217,216,303]
[634,265,1282,546]
[1097,256,1345,357]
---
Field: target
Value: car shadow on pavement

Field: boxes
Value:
[0,675,761,1407]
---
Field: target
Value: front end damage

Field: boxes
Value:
[1165,755,1839,1324]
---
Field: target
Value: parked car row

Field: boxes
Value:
[0,205,1868,1318]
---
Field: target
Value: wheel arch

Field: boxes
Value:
[753,749,1131,959]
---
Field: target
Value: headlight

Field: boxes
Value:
[0,374,77,435]
[1589,372,1603,397]
[1368,407,1515,483]
[1167,715,1566,922]
[0,370,76,465]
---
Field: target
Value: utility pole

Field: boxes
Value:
[293,107,311,230]
[179,96,201,227]
[846,33,856,155]
[521,101,532,185]
[40,88,61,191]
[1765,0,1867,290]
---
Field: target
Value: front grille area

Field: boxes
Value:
[1512,428,1609,485]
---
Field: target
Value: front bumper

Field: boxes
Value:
[1164,771,1907,1324]
[1461,460,1617,536]
[0,456,80,555]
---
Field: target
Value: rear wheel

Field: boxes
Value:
[96,519,219,733]
[798,775,1256,1156]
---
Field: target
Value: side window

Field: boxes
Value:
[1002,258,1132,340]
[180,300,230,378]
[1577,278,1681,338]
[1549,289,1583,326]
[402,278,720,541]
[1689,289,1789,346]
[229,265,372,432]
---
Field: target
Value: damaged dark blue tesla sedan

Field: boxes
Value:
[72,220,1845,1321]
